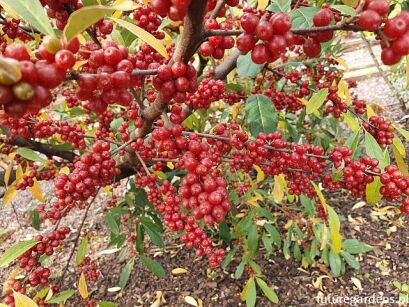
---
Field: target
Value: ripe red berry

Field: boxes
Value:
[303,39,321,58]
[392,34,409,56]
[256,20,274,40]
[313,8,333,27]
[357,10,381,31]
[383,17,407,39]
[270,13,292,35]
[367,0,389,16]
[251,44,269,64]
[381,47,401,65]
[55,49,76,70]
[240,13,260,33]
[236,33,256,52]
[171,61,187,77]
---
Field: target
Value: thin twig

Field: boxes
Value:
[59,190,100,285]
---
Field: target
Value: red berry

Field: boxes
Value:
[357,10,381,31]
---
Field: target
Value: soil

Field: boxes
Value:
[1,36,409,307]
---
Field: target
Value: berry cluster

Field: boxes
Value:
[186,79,226,109]
[153,61,197,102]
[323,85,347,118]
[352,98,367,115]
[381,11,409,65]
[79,256,100,282]
[49,141,118,222]
[357,0,389,32]
[33,120,86,150]
[238,10,294,64]
[41,0,82,30]
[133,4,165,39]
[1,19,31,41]
[1,36,80,117]
[151,0,191,21]
[77,42,137,112]
[401,198,409,214]
[0,113,32,138]
[380,165,409,201]
[199,19,235,59]
[363,116,394,147]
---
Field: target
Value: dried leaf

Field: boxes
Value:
[78,273,88,299]
[184,296,198,306]
[171,268,188,275]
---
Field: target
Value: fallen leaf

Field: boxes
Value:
[171,268,188,275]
[184,296,198,306]
[351,277,363,291]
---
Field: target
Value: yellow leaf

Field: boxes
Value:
[278,120,286,129]
[4,153,16,187]
[29,179,45,203]
[337,80,351,105]
[366,105,376,119]
[342,0,358,6]
[164,31,173,47]
[343,111,360,132]
[232,104,238,120]
[77,34,87,45]
[331,231,342,253]
[333,57,349,69]
[13,292,38,307]
[104,185,112,195]
[253,165,265,184]
[111,18,169,59]
[15,165,24,185]
[167,162,174,170]
[112,0,138,18]
[59,167,70,175]
[320,224,328,250]
[311,182,327,211]
[392,136,406,157]
[0,304,8,307]
[272,175,286,203]
[171,268,188,275]
[392,144,409,176]
[64,6,114,43]
[152,170,167,180]
[184,296,198,306]
[258,0,269,10]
[74,60,87,70]
[0,0,19,19]
[298,98,320,118]
[3,186,17,207]
[240,278,253,301]
[78,273,88,299]
[246,191,263,207]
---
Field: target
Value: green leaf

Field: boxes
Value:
[366,177,383,205]
[289,7,319,29]
[221,246,239,269]
[237,53,264,77]
[76,238,89,266]
[235,261,245,279]
[246,278,257,307]
[64,6,114,43]
[342,239,373,254]
[396,126,409,141]
[365,132,386,169]
[110,118,124,132]
[135,224,144,255]
[0,240,38,267]
[344,130,360,153]
[31,210,40,231]
[329,250,342,277]
[306,88,328,115]
[140,255,165,278]
[264,224,281,247]
[262,234,273,254]
[45,290,75,304]
[97,302,116,307]
[0,0,55,35]
[119,257,135,289]
[248,260,262,275]
[142,225,164,248]
[341,251,360,270]
[267,0,291,12]
[246,224,259,257]
[332,5,356,16]
[256,278,279,304]
[245,94,278,137]
[16,148,45,163]
[106,213,119,235]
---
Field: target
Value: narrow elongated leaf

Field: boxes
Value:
[79,273,88,299]
[142,225,164,248]
[246,278,257,307]
[221,246,239,269]
[140,255,165,278]
[45,290,75,304]
[13,292,38,307]
[256,278,279,304]
[106,213,119,235]
[1,0,54,35]
[76,238,89,265]
[327,205,342,253]
[16,148,45,163]
[342,239,373,254]
[64,6,114,43]
[306,88,328,114]
[392,144,409,176]
[245,95,278,137]
[0,240,38,267]
[341,251,360,270]
[246,224,259,257]
[119,257,135,288]
[29,178,45,203]
[329,250,342,277]
[112,18,169,59]
[364,132,386,168]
